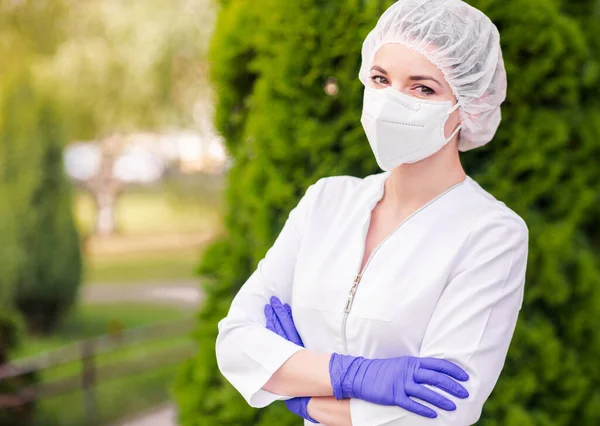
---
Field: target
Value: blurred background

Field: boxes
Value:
[1,0,599,426]
[1,0,222,425]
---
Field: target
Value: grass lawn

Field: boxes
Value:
[75,180,221,285]
[34,338,190,426]
[14,303,190,359]
[74,177,223,237]
[12,303,195,426]
[85,248,201,284]
[36,365,181,426]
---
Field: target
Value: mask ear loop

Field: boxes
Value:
[444,102,462,143]
[448,102,461,114]
[445,123,462,143]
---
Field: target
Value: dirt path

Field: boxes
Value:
[117,404,177,426]
[82,280,204,307]
[85,231,215,256]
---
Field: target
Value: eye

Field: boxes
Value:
[371,75,390,86]
[415,85,435,95]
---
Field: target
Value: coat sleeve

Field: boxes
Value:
[349,211,529,426]
[215,179,325,408]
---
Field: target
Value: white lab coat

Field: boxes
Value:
[216,171,529,426]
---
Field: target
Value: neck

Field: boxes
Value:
[382,143,466,214]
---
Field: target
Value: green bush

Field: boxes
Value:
[174,0,600,425]
[0,72,83,334]
[0,309,24,364]
[0,187,22,307]
[0,310,37,426]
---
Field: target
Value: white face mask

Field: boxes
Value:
[361,86,462,171]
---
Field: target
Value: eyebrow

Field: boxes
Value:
[370,65,389,75]
[370,65,442,87]
[408,75,442,87]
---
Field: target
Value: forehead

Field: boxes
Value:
[372,43,445,80]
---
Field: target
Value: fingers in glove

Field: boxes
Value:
[264,304,288,339]
[405,383,456,411]
[396,395,438,419]
[270,297,304,347]
[264,304,277,333]
[414,369,469,399]
[419,358,469,381]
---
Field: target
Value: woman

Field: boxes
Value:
[216,0,528,425]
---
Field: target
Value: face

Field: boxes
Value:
[369,43,461,142]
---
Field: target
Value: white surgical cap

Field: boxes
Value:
[359,0,507,151]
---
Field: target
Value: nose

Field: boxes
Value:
[390,82,404,93]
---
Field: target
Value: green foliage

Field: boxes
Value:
[0,310,35,426]
[36,0,214,140]
[0,371,37,426]
[175,0,600,425]
[0,309,24,363]
[0,72,83,334]
[0,3,68,419]
[0,186,22,306]
[0,0,69,58]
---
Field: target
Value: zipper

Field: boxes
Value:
[341,179,465,354]
[344,272,362,313]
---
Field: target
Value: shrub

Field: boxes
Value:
[0,310,37,426]
[0,72,83,334]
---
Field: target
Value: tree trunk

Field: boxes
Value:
[95,189,117,236]
[87,134,124,237]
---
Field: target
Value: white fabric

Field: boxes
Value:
[216,172,528,425]
[359,0,507,151]
[361,86,461,169]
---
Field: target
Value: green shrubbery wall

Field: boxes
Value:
[174,0,600,424]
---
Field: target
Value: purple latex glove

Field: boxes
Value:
[264,296,317,424]
[330,353,470,418]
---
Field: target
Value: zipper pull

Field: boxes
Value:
[344,295,353,313]
[344,273,363,313]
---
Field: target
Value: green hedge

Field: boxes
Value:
[174,0,600,424]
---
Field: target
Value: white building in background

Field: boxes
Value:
[64,143,103,182]
[158,131,228,175]
[64,130,228,184]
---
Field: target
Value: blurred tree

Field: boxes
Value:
[0,0,82,334]
[0,0,68,62]
[174,0,600,425]
[0,71,83,334]
[35,0,215,235]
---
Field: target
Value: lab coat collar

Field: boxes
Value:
[362,171,471,217]
[364,171,392,210]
